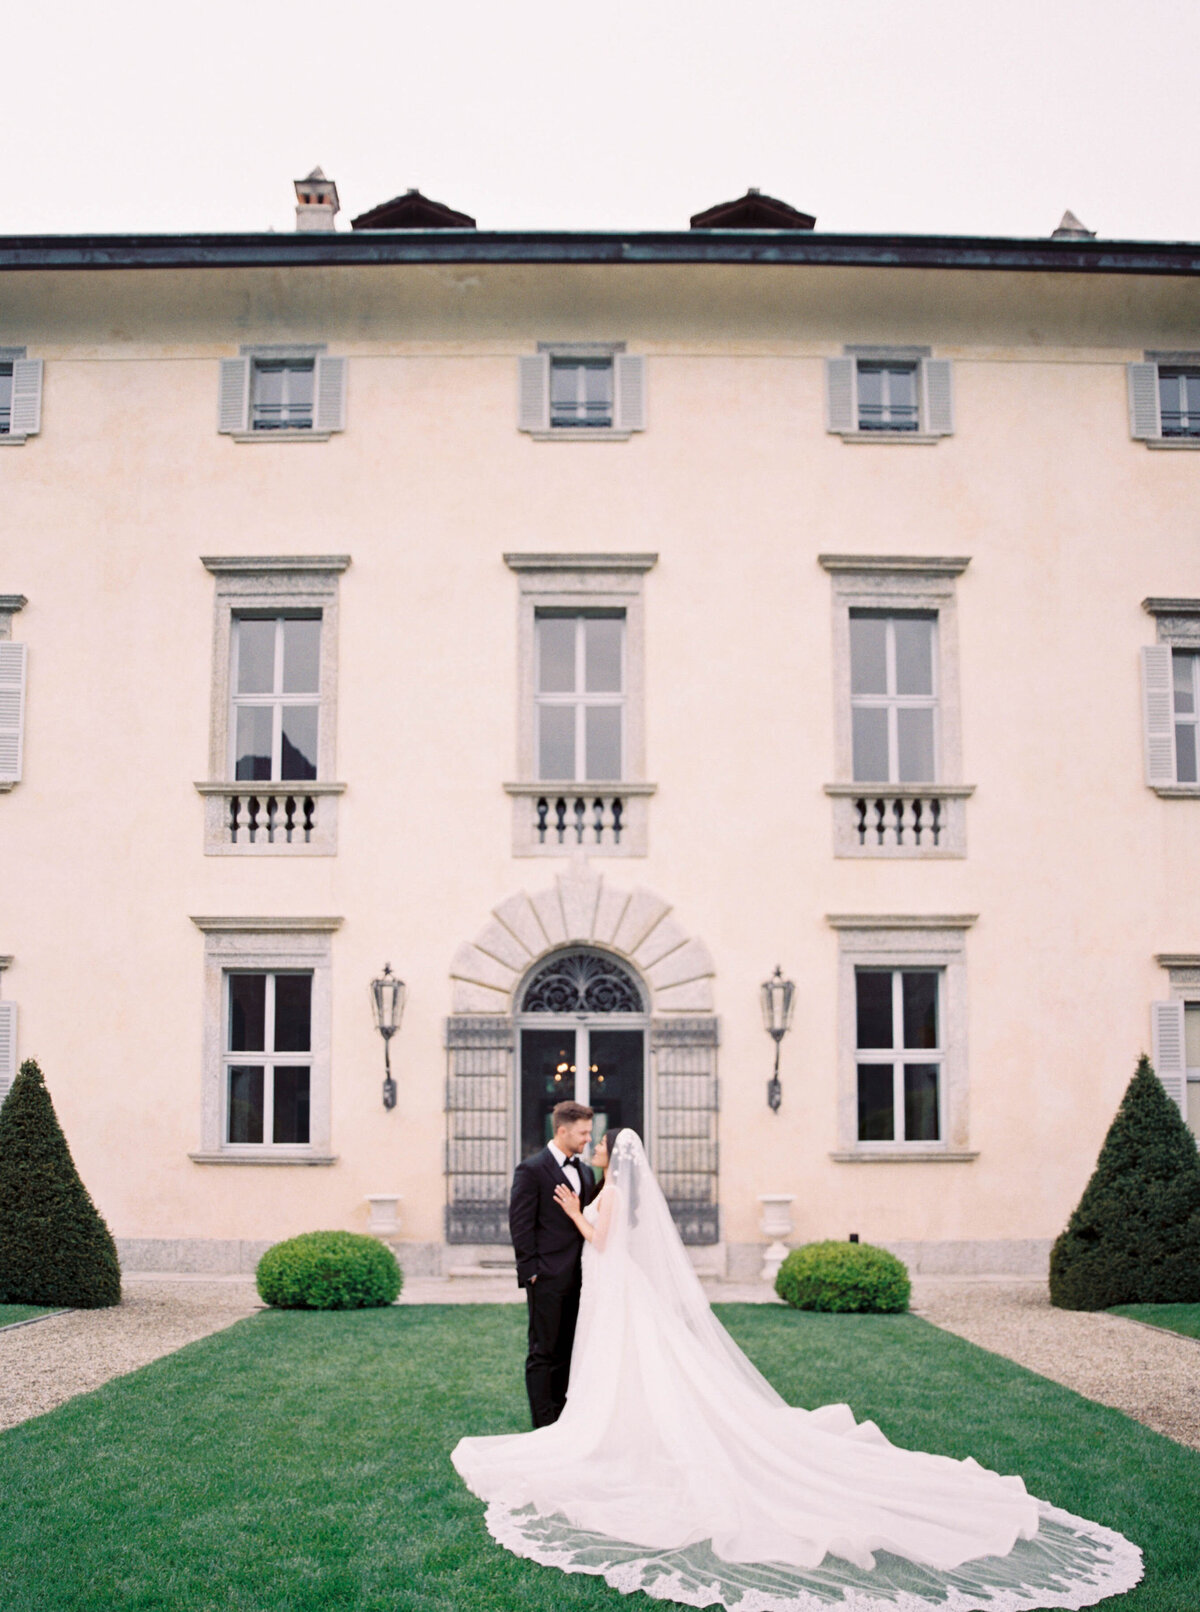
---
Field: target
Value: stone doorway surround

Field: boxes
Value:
[448,857,715,1016]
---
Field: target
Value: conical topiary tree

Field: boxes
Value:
[0,1059,121,1308]
[1049,1053,1200,1310]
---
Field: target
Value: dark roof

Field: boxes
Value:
[0,229,1198,275]
[351,189,476,230]
[690,189,815,230]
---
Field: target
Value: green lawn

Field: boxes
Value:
[0,1304,58,1328]
[0,1304,1194,1611]
[1109,1302,1200,1341]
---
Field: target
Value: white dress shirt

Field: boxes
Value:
[548,1139,582,1195]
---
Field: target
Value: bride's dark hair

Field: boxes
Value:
[607,1128,639,1226]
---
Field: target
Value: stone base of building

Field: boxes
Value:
[117,1236,1053,1280]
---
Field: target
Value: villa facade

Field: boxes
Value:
[2,181,1199,1278]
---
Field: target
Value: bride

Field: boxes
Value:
[452,1129,1143,1611]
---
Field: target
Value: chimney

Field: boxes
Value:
[294,167,340,232]
[1050,209,1095,241]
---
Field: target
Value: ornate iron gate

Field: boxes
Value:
[652,1017,720,1244]
[444,1016,513,1244]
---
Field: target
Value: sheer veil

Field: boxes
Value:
[451,1131,1143,1612]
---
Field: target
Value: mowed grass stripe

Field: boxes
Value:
[0,1305,1193,1611]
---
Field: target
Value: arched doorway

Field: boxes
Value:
[516,949,648,1159]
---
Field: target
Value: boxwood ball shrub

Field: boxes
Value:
[256,1231,402,1310]
[775,1240,910,1313]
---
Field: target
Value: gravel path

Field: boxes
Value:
[0,1277,260,1433]
[1,1273,1197,1453]
[912,1276,1200,1451]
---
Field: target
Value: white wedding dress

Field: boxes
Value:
[452,1133,1142,1611]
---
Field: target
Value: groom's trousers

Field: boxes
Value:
[525,1270,580,1427]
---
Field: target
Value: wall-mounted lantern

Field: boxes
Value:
[370,963,406,1110]
[760,965,795,1113]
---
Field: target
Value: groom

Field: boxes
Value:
[509,1100,596,1427]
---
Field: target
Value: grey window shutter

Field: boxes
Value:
[314,356,347,433]
[1140,645,1176,785]
[826,358,856,433]
[614,354,647,432]
[1151,999,1188,1115]
[922,359,954,435]
[518,355,549,432]
[0,1002,15,1105]
[217,358,250,434]
[1128,362,1161,440]
[9,359,43,437]
[0,642,27,784]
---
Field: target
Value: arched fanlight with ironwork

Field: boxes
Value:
[760,965,795,1113]
[371,963,406,1109]
[521,951,643,1015]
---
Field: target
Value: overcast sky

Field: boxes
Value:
[7,0,1197,240]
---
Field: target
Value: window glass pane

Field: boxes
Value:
[1187,374,1200,422]
[281,706,318,781]
[284,362,314,416]
[236,619,277,694]
[1187,1080,1200,1142]
[584,362,613,413]
[904,1064,940,1141]
[1173,652,1195,715]
[857,1065,894,1140]
[538,704,576,780]
[902,972,939,1049]
[229,974,266,1051]
[273,1068,311,1144]
[852,707,889,781]
[228,1066,264,1143]
[896,707,936,782]
[1176,723,1198,784]
[281,619,321,694]
[253,363,284,410]
[857,365,883,423]
[274,974,312,1052]
[234,706,274,781]
[549,361,580,411]
[585,705,622,781]
[538,617,577,693]
[888,366,917,419]
[584,617,623,693]
[894,617,934,696]
[849,616,888,695]
[1185,1004,1200,1070]
[0,364,12,432]
[856,971,893,1049]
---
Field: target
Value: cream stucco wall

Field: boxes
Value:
[2,259,1198,1273]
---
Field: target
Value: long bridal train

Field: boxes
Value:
[452,1134,1143,1612]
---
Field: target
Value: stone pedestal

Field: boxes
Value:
[757,1193,796,1283]
[366,1195,402,1238]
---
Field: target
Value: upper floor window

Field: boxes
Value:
[1158,369,1200,439]
[0,595,28,791]
[856,362,919,433]
[856,968,942,1143]
[198,556,348,855]
[1172,650,1200,782]
[536,613,624,781]
[505,553,656,857]
[826,349,953,441]
[251,359,315,432]
[1139,603,1200,795]
[231,615,321,782]
[849,611,938,783]
[218,347,346,440]
[550,358,613,429]
[1186,1003,1200,1142]
[0,350,43,444]
[518,345,646,439]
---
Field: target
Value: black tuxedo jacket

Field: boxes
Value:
[509,1146,596,1289]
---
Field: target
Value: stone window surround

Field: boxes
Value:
[189,916,340,1164]
[196,556,349,855]
[503,554,657,858]
[820,555,973,858]
[1140,353,1200,450]
[828,914,978,1162]
[529,342,634,441]
[1144,598,1200,797]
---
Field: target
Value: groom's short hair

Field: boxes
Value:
[552,1100,594,1129]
